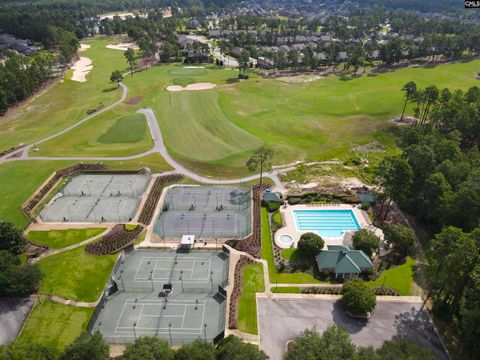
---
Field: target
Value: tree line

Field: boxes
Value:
[376,83,480,358]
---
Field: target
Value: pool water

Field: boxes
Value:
[278,234,294,247]
[293,209,361,238]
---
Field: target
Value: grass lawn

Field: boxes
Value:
[20,300,93,351]
[27,228,106,249]
[237,263,264,334]
[281,248,303,261]
[0,155,171,229]
[261,208,325,284]
[365,258,414,296]
[33,105,154,157]
[271,286,301,293]
[38,245,117,302]
[0,38,128,152]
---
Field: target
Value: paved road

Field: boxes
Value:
[257,297,447,360]
[0,297,35,345]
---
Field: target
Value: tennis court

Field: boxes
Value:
[153,185,251,239]
[40,173,150,222]
[91,250,228,345]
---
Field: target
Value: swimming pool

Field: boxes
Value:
[293,209,361,238]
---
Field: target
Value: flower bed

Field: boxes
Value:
[228,255,256,329]
[301,285,400,296]
[225,183,269,257]
[138,174,183,225]
[85,224,144,255]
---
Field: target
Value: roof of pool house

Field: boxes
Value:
[263,190,282,203]
[315,245,373,275]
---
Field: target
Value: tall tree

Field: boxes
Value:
[123,337,174,360]
[400,81,417,121]
[124,48,137,75]
[246,147,273,186]
[110,70,123,88]
[216,336,268,360]
[60,332,108,360]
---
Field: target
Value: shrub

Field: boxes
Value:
[384,224,416,260]
[0,250,42,297]
[267,201,280,212]
[0,221,26,255]
[60,331,108,360]
[352,229,380,257]
[342,279,376,317]
[297,232,324,257]
[123,337,173,360]
[360,201,371,211]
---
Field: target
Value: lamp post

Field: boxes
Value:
[210,271,214,293]
[149,270,154,292]
[179,270,184,292]
[168,323,173,345]
[133,322,137,339]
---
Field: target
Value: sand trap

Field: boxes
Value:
[79,44,90,52]
[184,66,205,69]
[277,75,324,83]
[70,57,93,83]
[166,82,217,92]
[106,43,139,51]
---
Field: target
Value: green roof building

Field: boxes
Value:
[315,245,373,279]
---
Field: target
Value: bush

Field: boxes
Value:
[60,332,108,360]
[123,337,174,360]
[0,221,26,255]
[360,201,371,211]
[352,229,380,257]
[342,279,376,317]
[297,232,324,257]
[0,250,42,297]
[377,339,437,360]
[267,201,280,212]
[384,224,415,260]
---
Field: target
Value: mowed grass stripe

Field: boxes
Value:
[157,90,263,161]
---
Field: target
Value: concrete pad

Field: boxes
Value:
[257,297,446,360]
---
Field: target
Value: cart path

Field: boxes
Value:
[0,81,342,192]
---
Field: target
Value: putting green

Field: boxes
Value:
[168,67,208,76]
[97,113,147,144]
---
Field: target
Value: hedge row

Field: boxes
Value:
[226,183,270,257]
[85,224,144,255]
[301,285,400,296]
[287,191,360,205]
[138,174,183,225]
[228,255,256,329]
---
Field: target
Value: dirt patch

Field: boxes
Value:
[391,116,417,126]
[166,82,216,92]
[276,75,324,84]
[71,56,92,83]
[126,96,143,105]
[285,176,366,193]
[352,141,386,153]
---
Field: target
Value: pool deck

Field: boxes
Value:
[275,204,383,249]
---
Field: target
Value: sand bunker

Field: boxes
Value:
[277,75,324,83]
[79,44,91,52]
[70,57,93,83]
[184,66,205,69]
[166,82,216,92]
[106,43,139,51]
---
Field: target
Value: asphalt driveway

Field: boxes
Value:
[257,296,446,360]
